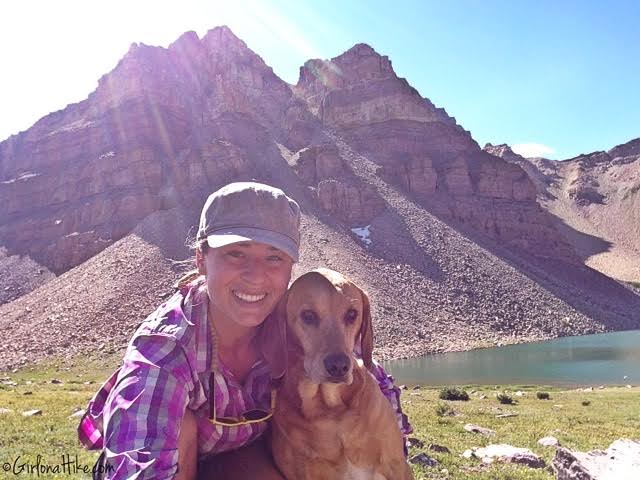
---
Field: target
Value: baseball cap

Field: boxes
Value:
[196,182,301,262]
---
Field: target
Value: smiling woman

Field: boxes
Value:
[77,182,300,479]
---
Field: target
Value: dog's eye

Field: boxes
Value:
[300,310,319,326]
[344,309,358,325]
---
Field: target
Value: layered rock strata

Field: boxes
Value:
[296,45,576,261]
[0,27,317,273]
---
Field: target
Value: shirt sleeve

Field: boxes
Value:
[369,360,413,456]
[102,334,195,479]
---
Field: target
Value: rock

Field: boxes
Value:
[23,391,33,395]
[428,444,451,454]
[316,179,384,224]
[462,449,474,459]
[515,391,525,396]
[409,453,438,467]
[68,409,85,418]
[411,385,421,390]
[294,144,346,184]
[22,409,42,417]
[496,413,519,418]
[0,408,13,414]
[472,444,546,468]
[406,437,424,448]
[50,378,63,384]
[538,436,560,447]
[464,424,496,437]
[553,439,640,480]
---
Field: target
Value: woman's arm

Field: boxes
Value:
[101,335,195,479]
[368,360,413,456]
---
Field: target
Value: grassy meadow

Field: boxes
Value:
[0,357,638,479]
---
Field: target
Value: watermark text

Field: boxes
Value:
[2,454,113,476]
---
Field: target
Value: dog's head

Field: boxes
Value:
[259,268,373,385]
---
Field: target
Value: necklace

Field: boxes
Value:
[208,307,220,372]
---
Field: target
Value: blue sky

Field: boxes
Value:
[1,0,638,159]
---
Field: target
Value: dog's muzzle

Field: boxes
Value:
[323,352,351,380]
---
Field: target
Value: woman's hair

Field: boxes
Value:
[174,238,209,289]
[192,238,209,254]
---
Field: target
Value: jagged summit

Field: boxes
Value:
[201,24,250,51]
[297,42,394,90]
[168,30,200,51]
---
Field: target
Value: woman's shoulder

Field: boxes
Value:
[134,276,205,338]
[126,278,210,372]
[134,291,193,340]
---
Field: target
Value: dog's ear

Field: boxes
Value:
[257,291,289,381]
[357,286,374,371]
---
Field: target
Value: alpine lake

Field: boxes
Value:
[382,330,640,387]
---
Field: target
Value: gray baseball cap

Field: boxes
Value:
[197,182,301,262]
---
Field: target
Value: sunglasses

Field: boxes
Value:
[208,371,277,426]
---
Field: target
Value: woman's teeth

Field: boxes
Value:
[233,290,267,303]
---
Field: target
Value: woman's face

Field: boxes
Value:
[197,241,293,331]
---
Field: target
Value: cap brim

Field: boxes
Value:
[205,227,299,262]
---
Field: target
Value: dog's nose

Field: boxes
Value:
[323,353,351,378]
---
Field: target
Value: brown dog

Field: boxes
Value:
[259,268,413,480]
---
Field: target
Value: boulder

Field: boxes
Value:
[464,424,496,437]
[471,444,545,468]
[406,437,424,449]
[553,439,640,480]
[428,444,451,454]
[538,436,560,447]
[409,453,438,468]
[22,409,43,417]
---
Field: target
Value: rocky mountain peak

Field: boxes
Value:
[168,30,201,53]
[485,143,514,155]
[297,42,394,91]
[201,25,249,54]
[484,143,525,162]
[608,137,640,159]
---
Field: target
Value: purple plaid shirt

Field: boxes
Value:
[78,279,412,479]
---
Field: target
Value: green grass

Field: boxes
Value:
[0,357,118,479]
[403,385,640,479]
[1,360,639,479]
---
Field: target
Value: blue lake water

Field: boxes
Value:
[382,330,640,386]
